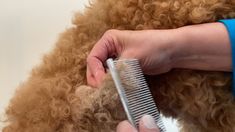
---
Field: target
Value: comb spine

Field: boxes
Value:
[106,58,136,128]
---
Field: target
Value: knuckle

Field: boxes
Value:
[103,29,121,48]
[104,29,119,38]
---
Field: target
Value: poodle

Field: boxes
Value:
[3,0,235,131]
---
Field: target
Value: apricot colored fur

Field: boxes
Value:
[3,0,235,132]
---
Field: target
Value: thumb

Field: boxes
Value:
[139,115,160,132]
[116,120,137,132]
[86,57,106,87]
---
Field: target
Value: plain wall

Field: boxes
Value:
[0,0,179,131]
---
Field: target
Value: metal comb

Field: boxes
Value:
[106,58,166,131]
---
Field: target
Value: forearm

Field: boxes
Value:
[171,22,232,72]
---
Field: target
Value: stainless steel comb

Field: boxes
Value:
[106,58,166,131]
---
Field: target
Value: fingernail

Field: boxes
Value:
[95,70,102,78]
[95,70,105,85]
[94,70,100,78]
[94,64,104,78]
[142,115,158,129]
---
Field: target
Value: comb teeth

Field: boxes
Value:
[107,58,166,132]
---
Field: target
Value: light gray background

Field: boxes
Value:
[0,0,179,131]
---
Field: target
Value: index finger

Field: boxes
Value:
[86,33,118,86]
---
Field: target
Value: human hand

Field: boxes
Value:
[87,29,177,87]
[116,115,160,132]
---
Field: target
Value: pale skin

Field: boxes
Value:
[86,22,232,131]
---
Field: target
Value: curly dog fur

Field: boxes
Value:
[3,0,235,131]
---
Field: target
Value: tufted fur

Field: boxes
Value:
[3,0,235,131]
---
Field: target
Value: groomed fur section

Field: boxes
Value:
[72,75,126,132]
[3,0,235,131]
[3,74,126,132]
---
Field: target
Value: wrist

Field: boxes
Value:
[154,28,185,72]
[170,24,213,70]
[169,26,191,69]
[170,23,232,71]
[164,28,187,70]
